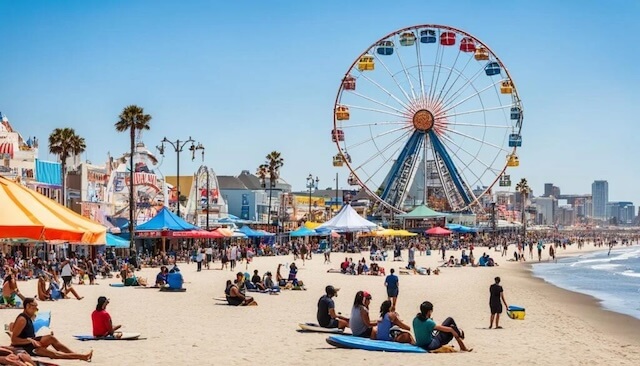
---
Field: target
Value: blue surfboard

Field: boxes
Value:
[326,335,427,353]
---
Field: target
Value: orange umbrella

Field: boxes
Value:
[0,176,106,244]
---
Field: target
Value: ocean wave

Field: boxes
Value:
[619,271,640,278]
[590,263,622,271]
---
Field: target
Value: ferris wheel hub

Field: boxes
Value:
[412,109,435,132]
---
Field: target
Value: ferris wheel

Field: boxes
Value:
[332,24,523,214]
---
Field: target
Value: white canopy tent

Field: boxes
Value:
[316,204,378,232]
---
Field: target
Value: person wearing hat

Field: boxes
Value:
[92,296,122,338]
[317,285,349,330]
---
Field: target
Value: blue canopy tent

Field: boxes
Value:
[238,226,274,238]
[106,233,130,248]
[446,224,478,234]
[289,226,317,237]
[136,207,199,231]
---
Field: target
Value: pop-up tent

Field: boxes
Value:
[0,175,106,244]
[136,207,199,231]
[316,204,377,232]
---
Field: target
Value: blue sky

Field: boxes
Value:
[1,0,638,203]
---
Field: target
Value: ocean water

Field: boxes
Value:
[531,246,640,319]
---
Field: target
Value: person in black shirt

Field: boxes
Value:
[10,298,92,361]
[489,277,509,329]
[317,285,349,329]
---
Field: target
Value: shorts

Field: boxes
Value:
[15,336,42,356]
[389,326,404,340]
[354,327,373,338]
[387,289,399,298]
[3,294,16,306]
[62,276,73,287]
[490,303,503,314]
[227,296,243,306]
[324,318,339,329]
[206,254,212,263]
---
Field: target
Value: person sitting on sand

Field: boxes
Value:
[225,272,257,306]
[37,275,52,301]
[276,264,285,284]
[375,300,413,344]
[92,296,122,337]
[0,345,37,366]
[263,271,279,291]
[251,270,266,291]
[317,285,349,330]
[412,301,472,352]
[155,266,169,287]
[10,298,93,361]
[288,263,300,286]
[2,272,25,306]
[349,291,377,339]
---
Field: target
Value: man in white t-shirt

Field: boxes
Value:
[205,247,213,269]
[230,245,238,272]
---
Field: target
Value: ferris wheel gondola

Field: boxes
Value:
[332,24,524,214]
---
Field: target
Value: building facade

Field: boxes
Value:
[591,180,608,219]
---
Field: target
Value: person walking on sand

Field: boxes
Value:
[385,268,399,311]
[489,277,508,329]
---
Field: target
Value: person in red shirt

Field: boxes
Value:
[92,296,121,337]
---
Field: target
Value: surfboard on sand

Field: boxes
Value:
[326,335,427,353]
[298,323,344,334]
[73,332,142,341]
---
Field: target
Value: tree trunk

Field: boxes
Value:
[267,182,273,225]
[129,128,135,250]
[522,193,527,239]
[61,161,67,207]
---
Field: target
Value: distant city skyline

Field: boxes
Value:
[1,1,638,204]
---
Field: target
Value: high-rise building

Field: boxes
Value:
[544,183,553,197]
[591,180,608,219]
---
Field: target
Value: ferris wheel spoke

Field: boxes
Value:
[437,80,503,116]
[447,122,510,129]
[439,133,499,176]
[427,39,444,108]
[357,134,410,186]
[435,48,463,103]
[341,121,407,129]
[429,131,472,207]
[444,129,510,153]
[437,104,513,119]
[343,104,408,119]
[415,40,426,100]
[358,73,411,110]
[394,44,418,100]
[354,129,413,171]
[440,65,487,109]
[374,55,413,103]
[348,91,408,115]
[437,55,474,106]
[353,131,411,183]
[440,139,485,188]
[345,125,412,151]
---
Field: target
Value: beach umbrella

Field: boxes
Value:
[0,175,106,244]
[425,226,452,236]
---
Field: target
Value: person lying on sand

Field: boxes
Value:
[0,345,37,366]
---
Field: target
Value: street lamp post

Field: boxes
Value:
[306,174,318,221]
[158,137,202,217]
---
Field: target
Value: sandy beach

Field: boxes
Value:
[2,244,640,366]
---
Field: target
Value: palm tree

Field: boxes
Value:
[115,105,152,249]
[48,128,86,206]
[516,178,530,238]
[265,151,284,225]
